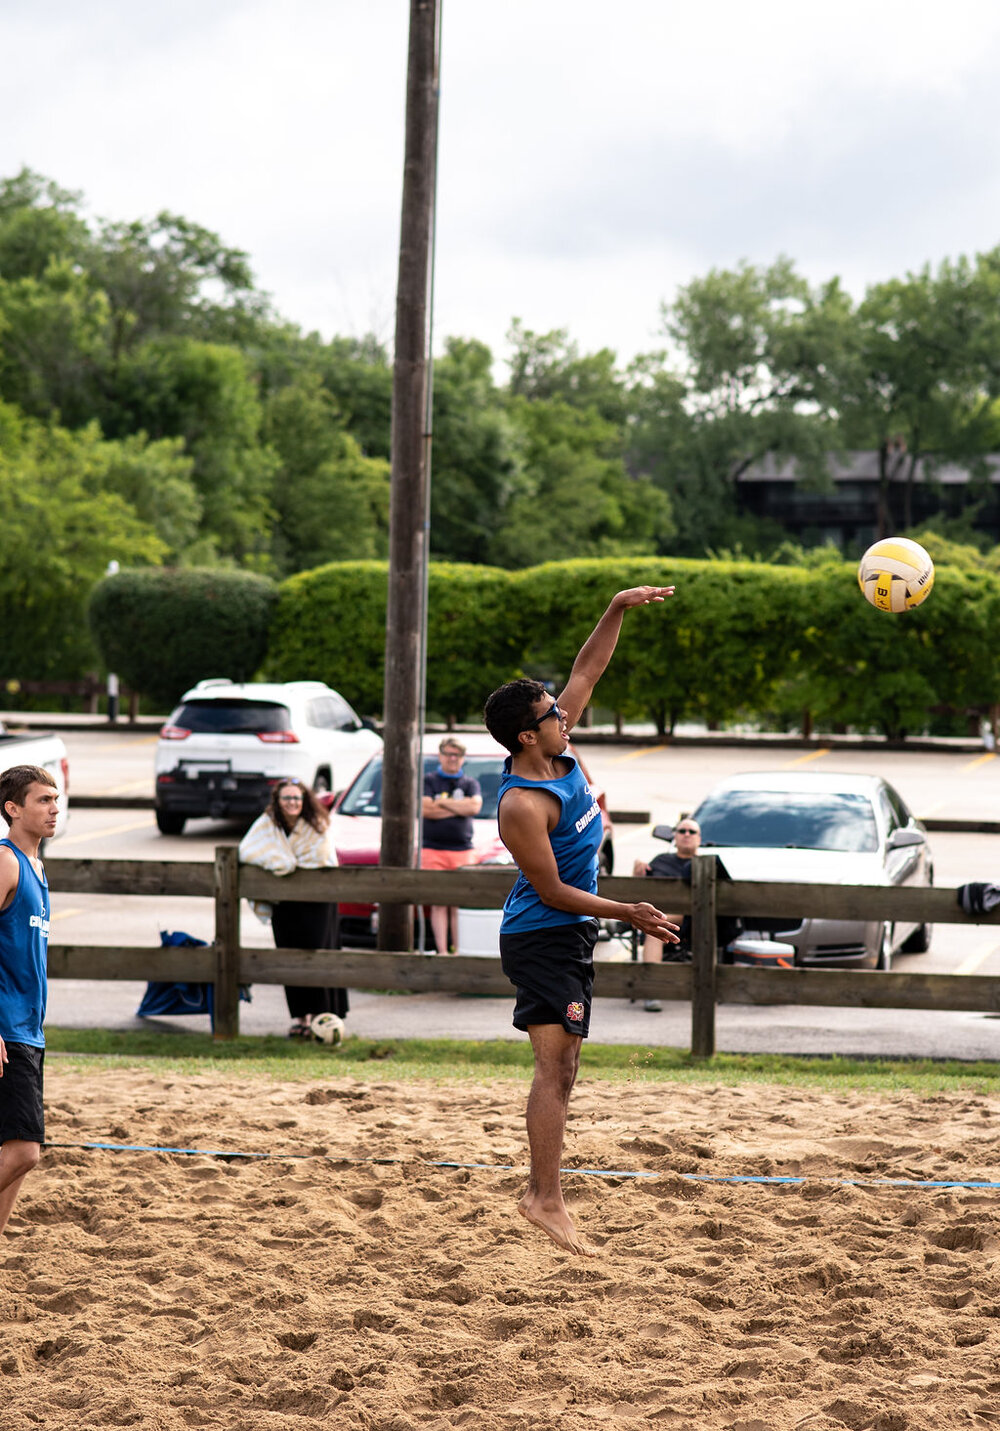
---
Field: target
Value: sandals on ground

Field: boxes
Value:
[288,1018,312,1038]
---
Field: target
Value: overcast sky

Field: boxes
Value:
[5,0,1000,371]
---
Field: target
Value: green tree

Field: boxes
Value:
[263,372,389,572]
[89,210,268,359]
[428,337,520,563]
[314,334,393,460]
[105,336,277,563]
[835,253,1000,535]
[0,402,165,682]
[0,261,110,426]
[0,169,90,281]
[490,393,673,567]
[506,320,629,425]
[646,258,852,553]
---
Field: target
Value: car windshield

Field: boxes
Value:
[171,700,291,735]
[693,790,879,853]
[338,755,503,819]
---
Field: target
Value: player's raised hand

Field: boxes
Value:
[616,586,675,608]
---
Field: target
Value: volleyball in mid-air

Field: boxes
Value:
[857,537,934,613]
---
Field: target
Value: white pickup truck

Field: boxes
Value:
[0,725,70,840]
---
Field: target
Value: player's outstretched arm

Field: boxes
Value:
[558,586,674,730]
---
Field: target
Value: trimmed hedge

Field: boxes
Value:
[87,568,277,709]
[265,561,522,721]
[85,556,997,733]
[266,556,1000,736]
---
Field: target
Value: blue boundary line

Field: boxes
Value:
[43,1142,1000,1190]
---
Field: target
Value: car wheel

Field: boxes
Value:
[598,838,614,876]
[876,922,894,971]
[901,922,932,954]
[901,866,933,953]
[155,808,186,836]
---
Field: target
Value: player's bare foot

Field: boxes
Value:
[518,1193,596,1257]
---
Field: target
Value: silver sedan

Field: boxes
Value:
[690,771,933,970]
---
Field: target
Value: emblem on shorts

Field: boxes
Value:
[566,1001,584,1023]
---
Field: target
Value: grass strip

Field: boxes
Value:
[42,1027,1000,1093]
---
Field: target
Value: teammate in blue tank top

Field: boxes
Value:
[484,586,680,1256]
[0,764,59,1240]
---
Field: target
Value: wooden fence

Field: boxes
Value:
[44,852,1000,1056]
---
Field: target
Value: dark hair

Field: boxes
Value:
[484,678,547,756]
[0,765,57,825]
[265,779,329,836]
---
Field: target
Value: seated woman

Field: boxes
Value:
[239,780,347,1038]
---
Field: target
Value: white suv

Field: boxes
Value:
[153,679,382,835]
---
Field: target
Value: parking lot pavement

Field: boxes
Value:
[45,975,1000,1061]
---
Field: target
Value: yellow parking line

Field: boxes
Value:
[609,744,669,763]
[954,938,1000,976]
[101,779,155,794]
[50,907,85,922]
[960,752,996,774]
[784,747,831,767]
[57,816,156,846]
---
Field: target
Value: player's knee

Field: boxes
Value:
[554,1043,581,1092]
[3,1141,41,1178]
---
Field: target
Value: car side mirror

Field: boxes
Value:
[652,823,675,842]
[887,827,925,850]
[361,717,378,732]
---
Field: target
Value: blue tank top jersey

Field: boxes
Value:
[497,754,603,933]
[0,838,49,1047]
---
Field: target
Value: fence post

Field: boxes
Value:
[213,846,241,1040]
[690,853,717,1059]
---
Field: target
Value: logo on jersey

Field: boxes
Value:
[574,799,601,835]
[566,1001,584,1023]
[29,908,49,936]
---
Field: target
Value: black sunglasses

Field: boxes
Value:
[520,700,563,734]
[675,826,699,835]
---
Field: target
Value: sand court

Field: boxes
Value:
[1,1068,999,1429]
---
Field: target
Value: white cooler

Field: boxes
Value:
[456,907,503,957]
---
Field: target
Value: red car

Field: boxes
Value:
[325,733,614,948]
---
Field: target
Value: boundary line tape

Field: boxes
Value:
[43,1142,1000,1189]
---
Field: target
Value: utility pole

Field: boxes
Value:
[378,0,441,952]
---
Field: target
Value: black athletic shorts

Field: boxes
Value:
[0,1042,44,1145]
[499,919,598,1037]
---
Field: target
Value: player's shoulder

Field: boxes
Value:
[499,781,560,828]
[0,839,20,895]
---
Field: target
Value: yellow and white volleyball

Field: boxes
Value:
[857,537,934,613]
[311,1012,345,1046]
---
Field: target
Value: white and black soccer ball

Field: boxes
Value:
[857,537,934,613]
[311,1012,345,1046]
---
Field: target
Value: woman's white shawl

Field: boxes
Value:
[238,812,337,922]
